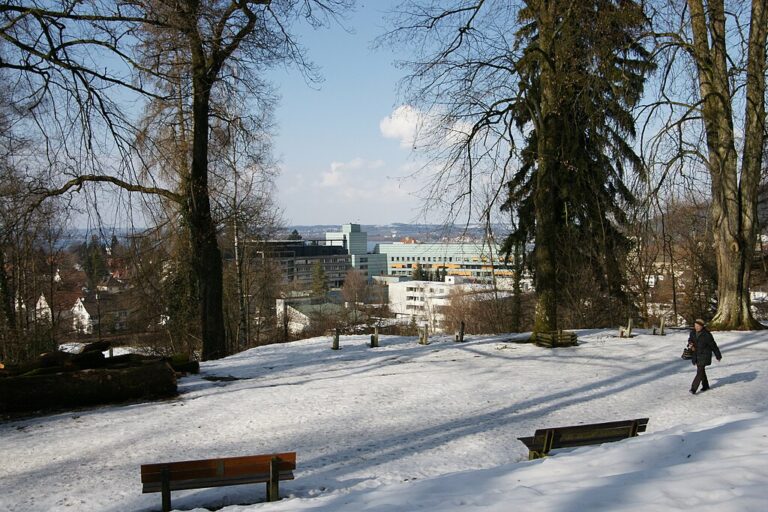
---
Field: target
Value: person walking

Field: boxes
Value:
[689,319,722,394]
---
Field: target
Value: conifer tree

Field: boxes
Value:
[501,0,653,332]
[386,1,653,333]
[311,261,329,298]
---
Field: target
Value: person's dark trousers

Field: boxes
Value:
[691,365,709,392]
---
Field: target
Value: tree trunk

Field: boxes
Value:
[532,4,559,334]
[189,69,227,360]
[0,362,177,414]
[687,0,767,330]
[0,248,16,332]
[233,208,248,351]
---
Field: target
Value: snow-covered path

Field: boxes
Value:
[1,329,766,511]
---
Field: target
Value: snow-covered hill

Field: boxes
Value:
[1,329,767,511]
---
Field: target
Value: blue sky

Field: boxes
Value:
[270,2,427,226]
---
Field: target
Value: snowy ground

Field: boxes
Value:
[2,328,767,512]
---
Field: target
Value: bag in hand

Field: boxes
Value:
[681,342,694,360]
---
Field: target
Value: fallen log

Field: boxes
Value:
[71,350,106,369]
[0,361,177,414]
[81,340,112,353]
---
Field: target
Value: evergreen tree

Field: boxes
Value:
[500,0,653,332]
[386,1,653,334]
[311,261,329,298]
[81,235,107,289]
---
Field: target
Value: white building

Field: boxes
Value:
[71,297,94,334]
[35,294,53,323]
[388,277,513,332]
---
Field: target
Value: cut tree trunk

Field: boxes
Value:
[0,362,177,414]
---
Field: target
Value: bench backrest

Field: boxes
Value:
[534,418,648,449]
[518,418,649,459]
[141,452,296,493]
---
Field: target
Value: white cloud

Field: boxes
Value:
[379,105,423,148]
[275,156,423,224]
[380,105,476,153]
[320,158,385,188]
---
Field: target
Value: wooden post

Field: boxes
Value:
[370,326,379,348]
[659,317,665,336]
[267,457,280,502]
[627,317,633,337]
[161,467,171,512]
[455,321,464,342]
[282,301,288,341]
[332,329,340,350]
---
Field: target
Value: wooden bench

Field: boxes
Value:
[140,452,296,511]
[533,330,578,348]
[518,418,649,460]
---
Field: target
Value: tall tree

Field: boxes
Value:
[386,1,653,333]
[1,0,353,359]
[651,0,767,329]
[510,1,653,332]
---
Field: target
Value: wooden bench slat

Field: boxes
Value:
[531,425,647,444]
[141,461,295,483]
[531,418,648,436]
[141,453,295,479]
[142,471,295,493]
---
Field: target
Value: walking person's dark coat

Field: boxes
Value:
[688,319,722,394]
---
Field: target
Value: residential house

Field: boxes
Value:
[276,295,345,335]
[72,293,134,335]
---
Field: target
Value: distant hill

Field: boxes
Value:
[283,223,506,243]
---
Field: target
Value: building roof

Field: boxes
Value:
[292,303,345,317]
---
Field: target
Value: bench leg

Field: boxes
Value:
[267,458,280,502]
[161,467,171,512]
[542,429,555,457]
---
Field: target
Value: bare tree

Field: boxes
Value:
[649,0,767,329]
[341,269,366,324]
[1,0,354,359]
